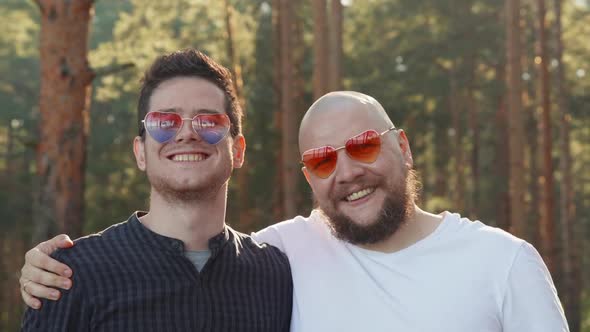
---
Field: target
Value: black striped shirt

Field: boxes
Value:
[22,212,293,331]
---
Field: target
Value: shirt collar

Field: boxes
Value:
[128,211,231,255]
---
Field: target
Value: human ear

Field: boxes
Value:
[302,167,311,185]
[232,135,246,168]
[133,136,147,171]
[397,130,413,168]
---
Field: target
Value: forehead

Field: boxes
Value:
[299,101,386,152]
[149,76,226,115]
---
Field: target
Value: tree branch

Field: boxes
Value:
[92,62,135,79]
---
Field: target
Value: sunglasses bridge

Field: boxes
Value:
[331,126,396,153]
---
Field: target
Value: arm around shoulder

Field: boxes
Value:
[21,251,90,331]
[501,242,569,332]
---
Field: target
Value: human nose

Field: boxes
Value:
[334,151,365,184]
[174,118,202,143]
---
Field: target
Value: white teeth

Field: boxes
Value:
[345,188,375,202]
[172,154,205,162]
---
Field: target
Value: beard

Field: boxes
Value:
[319,169,419,246]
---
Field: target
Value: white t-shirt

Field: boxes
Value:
[252,210,568,332]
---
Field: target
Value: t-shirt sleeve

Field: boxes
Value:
[21,251,91,331]
[501,242,569,332]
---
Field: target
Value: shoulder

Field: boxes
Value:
[51,220,131,267]
[251,212,322,251]
[229,226,289,262]
[437,211,531,275]
[227,226,293,278]
[441,211,525,251]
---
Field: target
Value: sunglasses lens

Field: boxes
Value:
[346,130,381,163]
[144,112,182,143]
[193,114,231,145]
[302,146,338,178]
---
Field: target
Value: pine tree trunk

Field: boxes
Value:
[1,231,26,330]
[505,0,525,236]
[291,0,307,212]
[34,0,94,242]
[467,59,479,217]
[535,0,555,276]
[521,3,539,245]
[279,0,298,218]
[524,75,540,246]
[312,0,329,99]
[328,0,342,91]
[224,0,252,229]
[449,67,465,213]
[271,0,284,221]
[494,63,510,231]
[554,0,579,329]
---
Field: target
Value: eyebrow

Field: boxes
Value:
[155,108,223,114]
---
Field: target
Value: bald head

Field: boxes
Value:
[299,91,395,154]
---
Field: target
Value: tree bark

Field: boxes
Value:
[271,0,284,221]
[291,0,307,212]
[328,0,343,91]
[505,0,526,237]
[524,65,540,246]
[467,59,479,217]
[34,0,95,242]
[279,0,298,218]
[494,62,510,231]
[535,0,555,276]
[449,66,465,213]
[1,231,25,330]
[224,0,252,229]
[312,0,329,99]
[554,0,579,329]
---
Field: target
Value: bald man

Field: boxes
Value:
[21,91,568,331]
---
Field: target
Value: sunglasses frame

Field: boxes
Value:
[141,111,231,145]
[301,126,397,179]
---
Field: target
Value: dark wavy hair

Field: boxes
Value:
[137,49,242,139]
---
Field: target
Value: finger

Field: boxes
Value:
[25,247,72,277]
[22,265,71,290]
[23,280,62,301]
[22,288,42,310]
[38,234,74,254]
[55,234,74,249]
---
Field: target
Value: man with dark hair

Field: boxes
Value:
[21,90,568,329]
[20,49,292,331]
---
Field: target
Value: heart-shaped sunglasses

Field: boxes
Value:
[142,111,231,145]
[301,126,397,178]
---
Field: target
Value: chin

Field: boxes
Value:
[340,211,380,227]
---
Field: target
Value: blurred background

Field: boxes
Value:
[0,0,589,330]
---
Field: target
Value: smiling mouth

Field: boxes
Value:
[169,153,208,162]
[345,187,375,202]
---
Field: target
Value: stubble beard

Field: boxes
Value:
[319,169,418,246]
[146,160,233,204]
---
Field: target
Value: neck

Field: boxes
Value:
[359,205,442,253]
[140,184,228,251]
